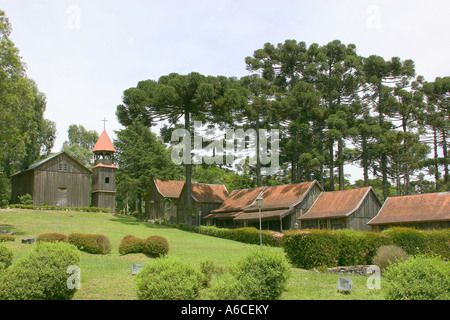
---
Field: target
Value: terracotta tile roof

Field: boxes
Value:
[92,163,118,169]
[210,187,266,213]
[93,130,116,153]
[298,187,373,220]
[204,211,242,219]
[368,192,450,225]
[234,209,290,221]
[191,183,229,204]
[154,179,185,199]
[244,181,317,212]
[233,181,321,221]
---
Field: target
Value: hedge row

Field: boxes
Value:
[282,227,450,269]
[119,235,169,258]
[9,204,112,213]
[163,223,283,247]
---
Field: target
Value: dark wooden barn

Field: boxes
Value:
[233,181,323,231]
[176,183,229,224]
[11,151,91,207]
[298,186,382,231]
[368,192,450,231]
[144,179,185,222]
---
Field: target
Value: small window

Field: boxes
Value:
[105,177,110,184]
[58,163,63,171]
[63,163,68,172]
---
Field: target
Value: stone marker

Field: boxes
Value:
[132,263,145,275]
[337,277,353,294]
[21,238,35,244]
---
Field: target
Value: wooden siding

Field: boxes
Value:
[347,191,382,231]
[11,153,90,207]
[300,189,382,231]
[144,181,178,222]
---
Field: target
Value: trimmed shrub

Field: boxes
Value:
[0,244,13,270]
[36,233,67,243]
[0,234,15,242]
[282,230,339,269]
[0,242,81,300]
[119,235,145,255]
[372,245,409,271]
[135,256,203,300]
[335,229,367,266]
[142,235,169,258]
[384,255,450,300]
[361,231,392,264]
[67,233,111,254]
[381,227,427,255]
[423,229,450,261]
[232,248,291,300]
[205,248,291,300]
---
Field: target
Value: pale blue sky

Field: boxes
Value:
[1,0,449,181]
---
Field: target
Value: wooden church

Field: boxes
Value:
[11,129,117,212]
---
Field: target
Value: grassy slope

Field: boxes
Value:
[0,209,384,300]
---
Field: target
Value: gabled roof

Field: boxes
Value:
[190,183,229,204]
[204,186,266,219]
[299,187,379,220]
[234,181,322,221]
[244,181,320,212]
[154,179,185,199]
[368,192,450,225]
[93,130,116,153]
[10,151,92,177]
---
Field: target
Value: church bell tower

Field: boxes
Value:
[91,129,117,212]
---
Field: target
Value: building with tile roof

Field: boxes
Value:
[144,179,185,221]
[234,181,323,231]
[204,186,266,227]
[367,192,450,231]
[176,182,229,224]
[298,186,382,231]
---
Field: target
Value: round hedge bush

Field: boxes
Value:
[372,245,409,271]
[0,242,81,300]
[384,255,450,300]
[142,235,169,258]
[135,256,203,300]
[36,233,67,243]
[67,233,111,254]
[119,235,144,255]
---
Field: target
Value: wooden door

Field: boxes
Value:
[57,188,68,207]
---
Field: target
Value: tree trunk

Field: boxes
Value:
[442,129,449,184]
[362,138,369,186]
[338,139,344,190]
[433,128,440,191]
[256,119,261,187]
[329,140,335,191]
[185,111,192,226]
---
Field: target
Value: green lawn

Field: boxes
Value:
[0,209,384,300]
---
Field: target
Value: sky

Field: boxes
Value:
[1,0,449,182]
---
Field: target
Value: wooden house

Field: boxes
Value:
[144,179,185,222]
[204,186,266,228]
[298,187,382,231]
[11,151,91,207]
[176,183,229,224]
[367,192,450,231]
[233,181,323,231]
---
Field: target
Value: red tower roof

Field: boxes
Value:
[93,130,116,153]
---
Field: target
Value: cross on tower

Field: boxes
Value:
[102,118,108,130]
